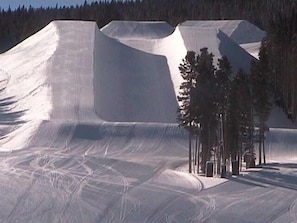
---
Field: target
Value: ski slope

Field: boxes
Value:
[0,20,295,223]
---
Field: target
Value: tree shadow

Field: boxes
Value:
[229,176,267,188]
[231,163,297,191]
[0,96,27,125]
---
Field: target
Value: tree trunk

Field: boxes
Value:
[223,117,227,166]
[258,128,262,165]
[197,142,200,174]
[263,134,266,165]
[192,138,195,173]
[189,130,192,173]
[239,142,242,171]
[195,135,198,165]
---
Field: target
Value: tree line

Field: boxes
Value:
[177,46,271,174]
[0,0,295,52]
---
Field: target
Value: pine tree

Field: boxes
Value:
[177,51,197,173]
[215,56,232,166]
[250,40,272,165]
[194,48,218,173]
[229,69,254,164]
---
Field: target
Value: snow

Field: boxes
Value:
[101,21,174,39]
[181,20,266,59]
[94,28,178,123]
[0,19,295,222]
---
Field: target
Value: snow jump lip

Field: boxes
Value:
[101,20,175,39]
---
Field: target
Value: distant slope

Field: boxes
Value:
[180,20,266,59]
[177,21,260,72]
[101,21,175,39]
[178,26,254,73]
[180,20,266,44]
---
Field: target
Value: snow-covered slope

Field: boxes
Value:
[102,20,259,77]
[181,20,266,59]
[178,25,255,73]
[0,22,58,151]
[180,20,266,44]
[101,21,187,94]
[0,20,295,223]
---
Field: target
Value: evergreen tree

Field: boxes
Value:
[250,40,272,165]
[215,56,232,165]
[178,49,256,174]
[177,51,197,173]
[229,69,254,164]
[194,48,218,173]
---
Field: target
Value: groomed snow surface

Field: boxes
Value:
[0,20,295,222]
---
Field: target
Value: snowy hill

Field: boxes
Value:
[0,20,296,223]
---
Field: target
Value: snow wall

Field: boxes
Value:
[93,27,178,123]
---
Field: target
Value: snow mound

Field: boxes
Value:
[44,20,99,122]
[177,25,255,73]
[152,169,203,192]
[101,21,174,39]
[180,20,266,58]
[180,20,266,44]
[0,22,58,121]
[0,22,58,151]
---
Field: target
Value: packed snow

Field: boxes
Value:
[0,20,295,222]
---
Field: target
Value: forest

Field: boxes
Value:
[177,46,271,173]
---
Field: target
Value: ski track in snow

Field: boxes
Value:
[0,20,295,223]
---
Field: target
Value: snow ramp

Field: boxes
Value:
[0,20,179,151]
[94,26,178,123]
[101,22,187,95]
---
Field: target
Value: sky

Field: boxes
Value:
[0,0,99,11]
